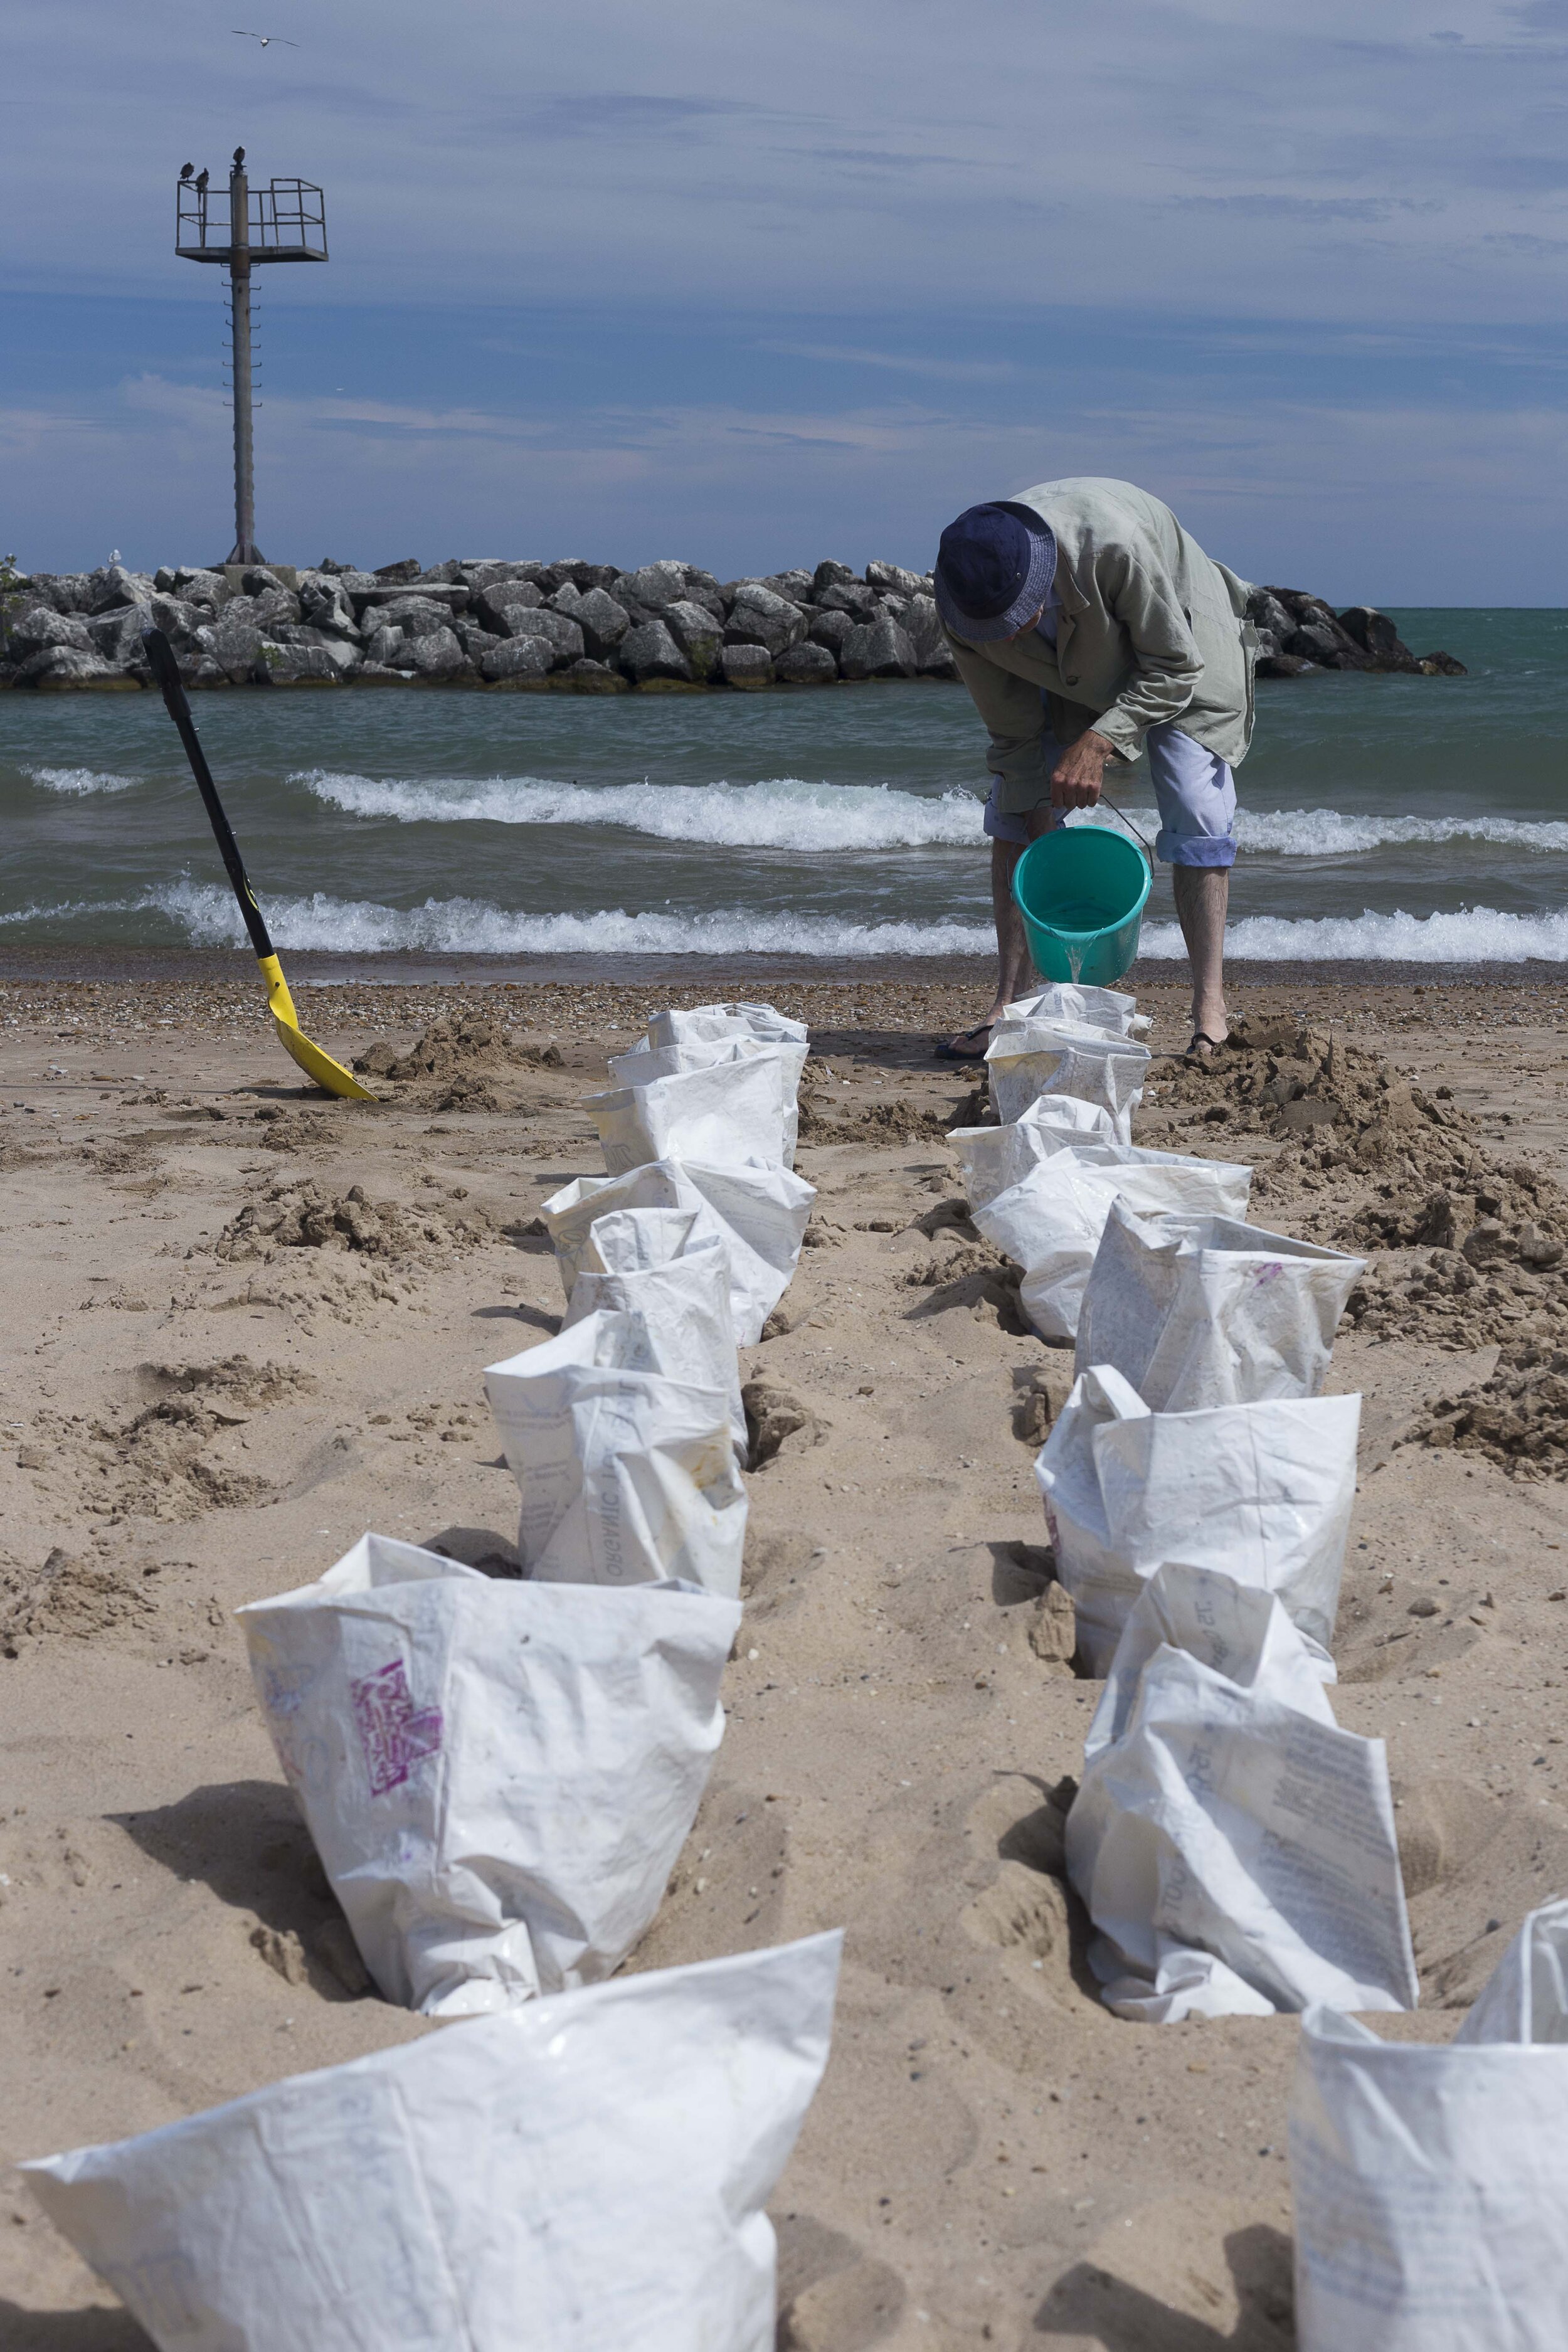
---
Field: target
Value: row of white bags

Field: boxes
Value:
[24,1932,842,2352]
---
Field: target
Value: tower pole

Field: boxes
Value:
[226,154,262,564]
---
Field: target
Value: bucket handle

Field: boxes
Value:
[1096,798,1156,871]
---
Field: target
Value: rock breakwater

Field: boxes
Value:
[0,551,1466,691]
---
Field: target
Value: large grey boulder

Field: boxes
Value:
[807,608,854,655]
[476,579,544,633]
[87,608,149,667]
[299,575,361,638]
[760,569,815,606]
[459,560,544,594]
[245,584,302,633]
[369,593,458,640]
[85,564,154,615]
[903,595,958,677]
[493,607,584,664]
[536,559,617,595]
[482,637,553,686]
[816,580,877,620]
[200,607,263,682]
[6,606,93,657]
[724,583,805,655]
[867,559,931,596]
[548,584,629,660]
[24,573,94,614]
[260,641,352,684]
[775,642,837,686]
[279,627,361,676]
[611,559,688,611]
[149,593,204,644]
[812,559,858,596]
[398,627,468,679]
[454,622,505,661]
[618,619,692,683]
[363,623,406,667]
[19,647,127,689]
[1338,606,1421,674]
[681,567,725,617]
[840,615,917,680]
[718,644,773,691]
[373,557,423,585]
[335,571,384,606]
[661,599,726,678]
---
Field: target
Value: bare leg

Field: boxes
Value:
[1171,862,1230,1047]
[945,808,1057,1055]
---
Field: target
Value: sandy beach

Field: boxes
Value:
[3,960,1567,2351]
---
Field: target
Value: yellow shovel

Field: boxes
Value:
[142,627,373,1100]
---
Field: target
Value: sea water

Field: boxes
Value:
[1,609,1564,967]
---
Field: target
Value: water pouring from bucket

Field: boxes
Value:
[1011,815,1153,987]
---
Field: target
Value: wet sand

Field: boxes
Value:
[3,965,1567,2350]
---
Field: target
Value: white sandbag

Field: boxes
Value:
[1066,1562,1417,2023]
[1075,1197,1365,1408]
[1291,1902,1568,2351]
[983,1019,1152,1140]
[973,1143,1253,1341]
[485,1311,747,1595]
[607,1036,809,1166]
[585,1052,796,1174]
[950,1093,1118,1212]
[649,999,808,1047]
[564,1221,745,1456]
[237,1535,738,2015]
[1037,1365,1358,1673]
[542,1157,814,1344]
[1000,980,1148,1036]
[22,1932,843,2352]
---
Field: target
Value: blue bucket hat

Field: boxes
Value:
[933,501,1056,643]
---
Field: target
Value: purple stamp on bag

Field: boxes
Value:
[349,1658,443,1796]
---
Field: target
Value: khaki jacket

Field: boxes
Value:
[943,477,1258,812]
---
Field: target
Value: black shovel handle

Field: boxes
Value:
[142,628,276,963]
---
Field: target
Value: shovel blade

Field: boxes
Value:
[272,1013,376,1100]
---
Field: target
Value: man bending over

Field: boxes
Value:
[933,478,1256,1062]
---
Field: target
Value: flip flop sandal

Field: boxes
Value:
[1184,1030,1228,1063]
[934,1024,993,1063]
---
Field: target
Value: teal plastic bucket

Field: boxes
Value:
[1012,824,1152,987]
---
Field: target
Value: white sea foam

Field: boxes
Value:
[295,770,984,851]
[24,766,138,797]
[1235,807,1568,856]
[1140,907,1568,963]
[36,881,993,958]
[292,773,1568,861]
[7,885,1566,963]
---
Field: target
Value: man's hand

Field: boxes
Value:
[1050,729,1113,811]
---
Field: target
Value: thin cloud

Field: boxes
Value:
[758,341,1016,383]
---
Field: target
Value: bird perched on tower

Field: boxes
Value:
[194,169,209,193]
[179,162,194,182]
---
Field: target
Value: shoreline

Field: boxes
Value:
[3,946,1567,990]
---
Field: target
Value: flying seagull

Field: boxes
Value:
[233,28,298,44]
[179,162,194,181]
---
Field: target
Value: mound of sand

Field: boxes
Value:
[211,1180,495,1264]
[0,1547,156,1655]
[1404,1341,1568,1478]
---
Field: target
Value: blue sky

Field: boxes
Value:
[5,0,1567,600]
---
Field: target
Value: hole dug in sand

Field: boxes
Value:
[1391,1772,1568,2008]
[742,1379,827,1467]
